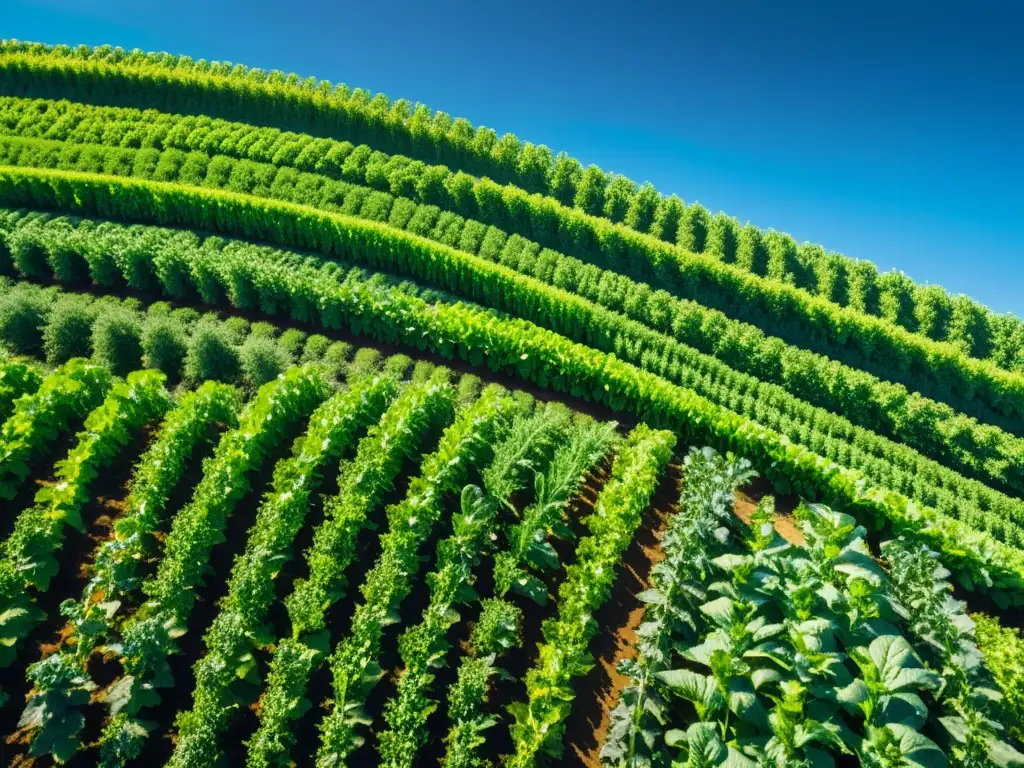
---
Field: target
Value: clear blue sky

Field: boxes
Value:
[5,0,1023,315]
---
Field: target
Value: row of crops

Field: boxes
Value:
[1,38,1024,768]
[1,41,1022,368]
[0,339,666,765]
[4,335,1024,767]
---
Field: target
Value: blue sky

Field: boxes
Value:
[4,0,1023,315]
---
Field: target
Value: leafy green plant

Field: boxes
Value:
[602,447,755,768]
[441,598,523,768]
[376,406,570,767]
[64,381,241,666]
[0,356,41,425]
[602,448,1020,768]
[43,292,95,364]
[4,78,1019,376]
[975,615,1024,746]
[508,424,676,767]
[239,332,291,388]
[0,280,50,355]
[141,314,187,383]
[883,540,1024,766]
[19,654,96,763]
[91,304,143,377]
[496,419,620,606]
[0,358,111,500]
[3,371,168,760]
[184,319,240,384]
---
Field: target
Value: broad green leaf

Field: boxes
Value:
[883,724,947,768]
[656,669,723,715]
[877,691,928,729]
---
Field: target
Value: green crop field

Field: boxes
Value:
[0,39,1023,768]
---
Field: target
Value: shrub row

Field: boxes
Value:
[374,406,568,767]
[96,367,327,765]
[246,380,461,768]
[309,388,517,767]
[0,168,1017,602]
[63,381,241,667]
[0,46,1017,361]
[507,423,675,766]
[444,419,618,768]
[3,172,1024,558]
[0,280,359,389]
[2,132,1021,433]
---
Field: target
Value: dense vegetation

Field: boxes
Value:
[1,38,1023,768]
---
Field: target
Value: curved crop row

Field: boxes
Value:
[1,132,1020,437]
[0,94,1010,372]
[0,169,1015,600]
[507,423,675,767]
[0,356,41,424]
[0,370,167,680]
[0,113,1015,475]
[0,356,111,500]
[167,374,397,768]
[3,208,1020,516]
[441,599,524,768]
[11,371,170,763]
[0,43,1018,365]
[245,379,459,768]
[140,365,325,618]
[0,279,431,394]
[2,173,1023,556]
[497,419,621,605]
[96,366,327,766]
[883,537,1016,766]
[374,488,506,768]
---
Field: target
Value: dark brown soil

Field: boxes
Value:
[734,478,805,546]
[559,462,681,768]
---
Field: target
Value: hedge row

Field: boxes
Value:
[3,171,1024,557]
[1,131,1020,442]
[0,44,1017,361]
[0,168,1016,604]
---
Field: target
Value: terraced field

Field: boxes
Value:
[1,39,1024,768]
